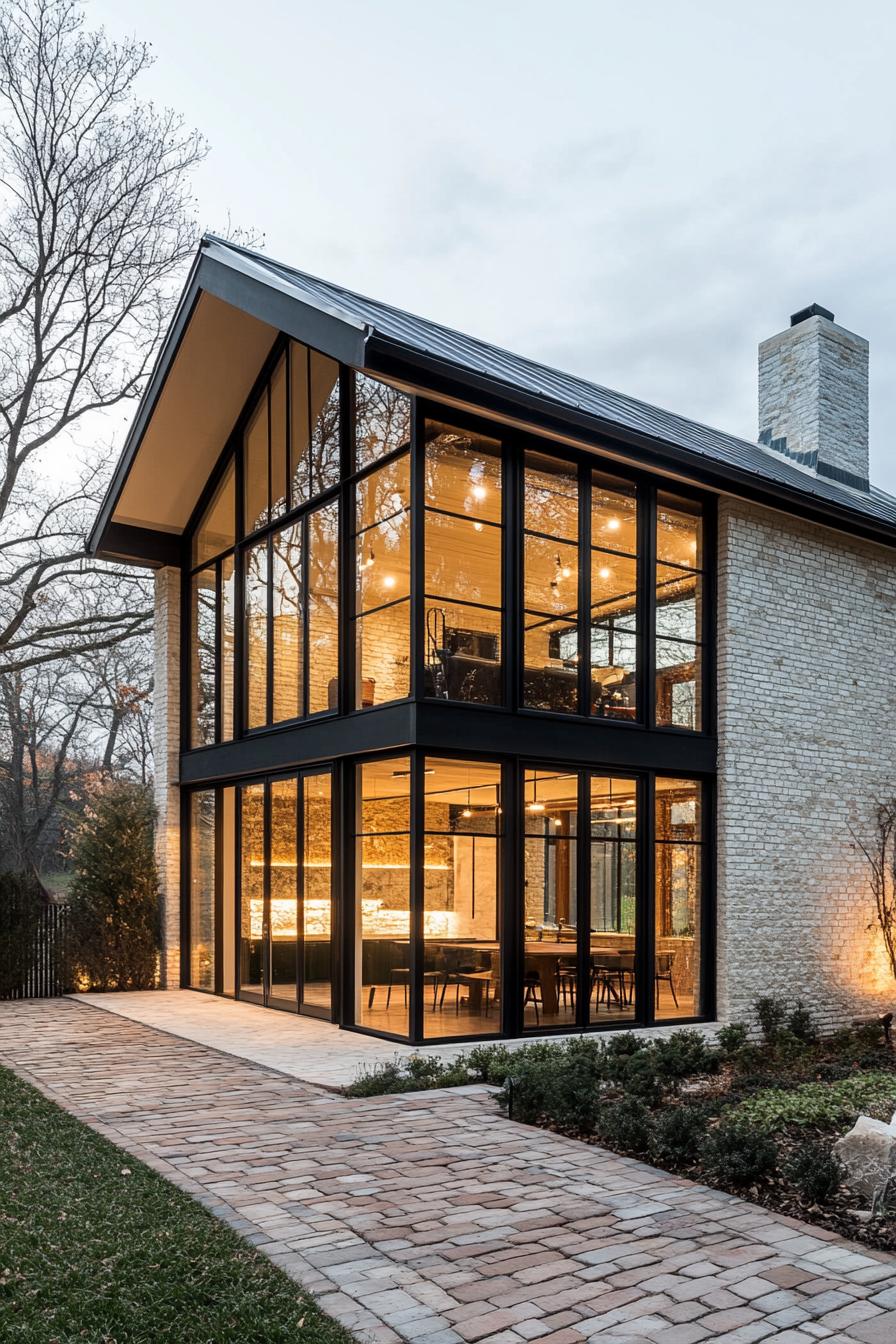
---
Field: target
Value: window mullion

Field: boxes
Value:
[579,465,590,717]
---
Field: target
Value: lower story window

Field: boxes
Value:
[188,760,709,1041]
[189,790,216,990]
[655,776,704,1019]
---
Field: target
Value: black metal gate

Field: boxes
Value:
[0,899,72,999]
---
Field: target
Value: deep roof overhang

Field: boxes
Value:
[88,241,371,565]
[90,235,896,568]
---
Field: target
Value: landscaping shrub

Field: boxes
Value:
[716,1022,749,1057]
[344,1060,409,1096]
[755,995,788,1043]
[503,1038,607,1132]
[466,1043,517,1085]
[651,1105,707,1167]
[344,1053,473,1096]
[829,1023,889,1067]
[651,1030,720,1085]
[594,1097,653,1155]
[67,783,160,991]
[702,1119,778,1187]
[788,999,819,1044]
[785,1142,842,1205]
[732,1071,896,1133]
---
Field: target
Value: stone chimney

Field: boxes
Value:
[758,303,869,491]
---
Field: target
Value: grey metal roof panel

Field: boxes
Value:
[204,237,896,534]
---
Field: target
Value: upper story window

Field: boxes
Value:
[244,344,340,536]
[186,343,710,747]
[424,420,503,705]
[522,457,638,719]
[353,445,411,708]
[523,453,578,712]
[590,473,638,719]
[351,377,412,709]
[655,493,703,730]
[355,373,411,471]
[189,461,237,747]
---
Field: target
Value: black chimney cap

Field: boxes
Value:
[790,303,835,327]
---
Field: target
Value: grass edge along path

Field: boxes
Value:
[0,1064,354,1344]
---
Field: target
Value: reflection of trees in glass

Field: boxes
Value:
[355,374,411,469]
[291,343,340,503]
[525,455,577,540]
[244,541,268,729]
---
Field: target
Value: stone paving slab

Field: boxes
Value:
[1,999,894,1344]
[77,990,721,1088]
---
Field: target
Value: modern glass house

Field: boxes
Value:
[90,243,896,1042]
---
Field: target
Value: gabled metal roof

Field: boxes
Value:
[205,236,896,538]
[90,234,896,561]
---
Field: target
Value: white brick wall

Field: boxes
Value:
[153,566,181,988]
[717,497,896,1030]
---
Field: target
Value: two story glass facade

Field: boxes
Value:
[183,335,714,1044]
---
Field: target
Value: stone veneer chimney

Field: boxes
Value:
[758,303,869,492]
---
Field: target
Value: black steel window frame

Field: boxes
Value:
[181,752,713,1044]
[177,347,717,1044]
[414,397,714,734]
[189,763,338,1018]
[335,745,713,1047]
[181,359,715,759]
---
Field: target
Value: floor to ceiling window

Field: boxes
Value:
[239,781,265,1001]
[189,791,216,990]
[589,775,637,1025]
[355,756,411,1035]
[522,769,579,1029]
[422,758,502,1039]
[655,776,704,1018]
[235,770,334,1015]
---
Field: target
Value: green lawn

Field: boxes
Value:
[0,1066,353,1343]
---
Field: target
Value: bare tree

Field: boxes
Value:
[851,802,896,986]
[0,0,207,674]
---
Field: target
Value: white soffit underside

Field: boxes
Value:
[114,291,277,534]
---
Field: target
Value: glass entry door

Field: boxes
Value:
[238,768,333,1018]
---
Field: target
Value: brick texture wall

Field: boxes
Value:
[153,566,181,988]
[717,496,896,1029]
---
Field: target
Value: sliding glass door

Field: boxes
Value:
[238,767,333,1017]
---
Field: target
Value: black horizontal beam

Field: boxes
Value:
[178,699,715,787]
[179,702,416,785]
[94,521,182,569]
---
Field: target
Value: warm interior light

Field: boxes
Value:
[606,517,620,532]
[382,575,396,590]
[527,801,545,813]
[473,521,484,532]
[250,899,459,941]
[598,566,612,581]
[472,484,487,501]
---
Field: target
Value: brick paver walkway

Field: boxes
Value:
[2,1000,895,1344]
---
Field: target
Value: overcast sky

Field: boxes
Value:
[93,0,896,490]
